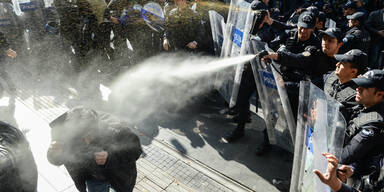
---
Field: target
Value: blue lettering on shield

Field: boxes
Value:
[231,27,243,47]
[20,2,37,12]
[259,70,277,90]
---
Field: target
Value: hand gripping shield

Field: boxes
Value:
[290,81,346,192]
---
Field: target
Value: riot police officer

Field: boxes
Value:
[264,28,344,88]
[262,27,341,117]
[340,12,371,54]
[339,70,384,183]
[268,11,320,53]
[221,10,272,155]
[324,49,368,121]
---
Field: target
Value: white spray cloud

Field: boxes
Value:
[109,52,255,124]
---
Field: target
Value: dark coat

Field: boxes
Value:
[164,7,204,51]
[47,108,142,192]
[0,121,38,192]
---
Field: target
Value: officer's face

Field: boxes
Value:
[336,61,357,83]
[355,0,362,7]
[322,35,340,56]
[348,19,359,28]
[297,27,313,41]
[356,87,381,107]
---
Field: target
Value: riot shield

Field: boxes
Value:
[215,0,253,105]
[142,2,165,33]
[248,38,294,152]
[208,10,225,57]
[290,81,347,192]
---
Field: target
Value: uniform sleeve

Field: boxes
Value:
[340,125,379,165]
[276,49,314,69]
[268,31,289,51]
[270,20,295,33]
[337,183,359,192]
[340,33,355,51]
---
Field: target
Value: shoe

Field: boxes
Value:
[231,114,252,123]
[272,179,290,192]
[221,129,245,143]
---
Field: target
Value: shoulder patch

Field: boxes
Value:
[302,51,311,57]
[361,128,374,137]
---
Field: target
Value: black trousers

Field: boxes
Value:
[236,66,257,129]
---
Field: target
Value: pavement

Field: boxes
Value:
[0,55,292,192]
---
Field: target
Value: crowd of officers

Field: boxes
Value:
[0,0,384,191]
[219,0,384,191]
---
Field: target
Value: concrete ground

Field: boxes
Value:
[1,55,293,191]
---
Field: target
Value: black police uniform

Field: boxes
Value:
[251,0,268,10]
[340,102,384,179]
[269,30,320,117]
[341,26,371,54]
[365,8,384,69]
[164,7,204,52]
[277,47,337,88]
[268,28,321,53]
[324,72,358,121]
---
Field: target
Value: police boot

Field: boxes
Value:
[231,113,252,123]
[221,126,245,143]
[255,129,271,156]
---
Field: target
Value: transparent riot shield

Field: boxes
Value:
[215,0,253,105]
[208,10,225,57]
[142,2,165,33]
[290,81,347,192]
[248,38,294,152]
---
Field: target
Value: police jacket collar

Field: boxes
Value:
[339,79,357,89]
[362,102,384,113]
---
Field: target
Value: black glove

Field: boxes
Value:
[258,50,269,58]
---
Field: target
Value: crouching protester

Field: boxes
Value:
[47,107,142,192]
[0,121,38,192]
